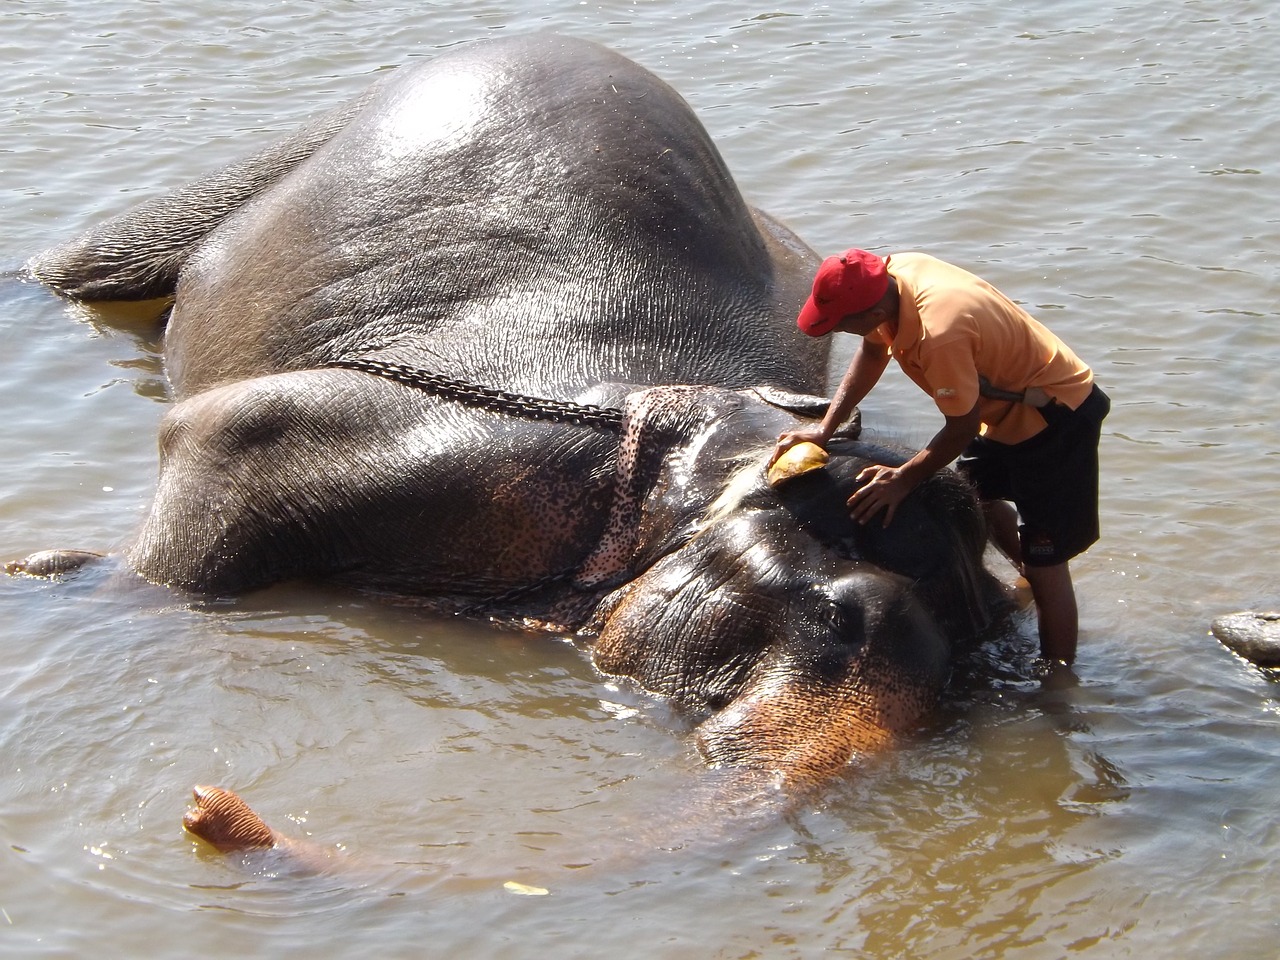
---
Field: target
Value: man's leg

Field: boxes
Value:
[964,450,1081,661]
[1023,562,1078,663]
[982,499,1022,567]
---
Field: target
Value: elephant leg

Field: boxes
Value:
[127,367,412,594]
[129,367,613,596]
[28,82,387,302]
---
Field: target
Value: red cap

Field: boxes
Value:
[796,249,889,337]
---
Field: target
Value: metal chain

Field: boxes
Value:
[328,355,624,431]
[455,569,577,617]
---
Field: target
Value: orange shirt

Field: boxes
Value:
[866,253,1093,445]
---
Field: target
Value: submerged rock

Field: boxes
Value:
[1211,611,1280,666]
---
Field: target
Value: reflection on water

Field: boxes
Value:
[2,1,1279,957]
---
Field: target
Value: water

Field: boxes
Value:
[2,1,1277,956]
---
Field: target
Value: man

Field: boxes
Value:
[771,249,1109,664]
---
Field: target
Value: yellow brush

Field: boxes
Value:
[767,441,829,488]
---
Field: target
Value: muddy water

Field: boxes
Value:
[2,1,1278,957]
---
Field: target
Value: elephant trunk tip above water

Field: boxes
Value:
[14,33,1013,828]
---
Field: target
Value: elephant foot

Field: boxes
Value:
[1211,611,1280,667]
[183,785,277,852]
[5,548,104,579]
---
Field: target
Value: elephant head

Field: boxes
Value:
[576,385,1003,783]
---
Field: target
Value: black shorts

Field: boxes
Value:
[956,385,1110,567]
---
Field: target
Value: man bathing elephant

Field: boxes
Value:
[11,35,1010,849]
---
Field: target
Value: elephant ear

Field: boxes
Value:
[747,386,861,440]
[575,385,735,589]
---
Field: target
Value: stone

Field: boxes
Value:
[1211,611,1280,666]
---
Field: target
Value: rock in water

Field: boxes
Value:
[1211,611,1280,666]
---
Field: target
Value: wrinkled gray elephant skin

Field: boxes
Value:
[16,35,1007,785]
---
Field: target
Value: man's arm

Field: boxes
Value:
[847,400,982,526]
[770,338,891,464]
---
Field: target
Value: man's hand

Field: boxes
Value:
[847,463,920,527]
[769,425,830,466]
[847,402,982,526]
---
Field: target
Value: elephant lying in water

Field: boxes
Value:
[13,34,1007,847]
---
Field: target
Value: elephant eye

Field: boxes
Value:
[823,600,868,649]
[826,602,847,632]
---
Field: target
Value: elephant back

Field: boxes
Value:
[165,35,825,400]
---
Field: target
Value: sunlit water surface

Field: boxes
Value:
[1,1,1277,957]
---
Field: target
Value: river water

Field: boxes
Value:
[1,1,1277,957]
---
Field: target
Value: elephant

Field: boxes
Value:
[12,34,1008,847]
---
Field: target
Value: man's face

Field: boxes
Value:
[831,306,889,337]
